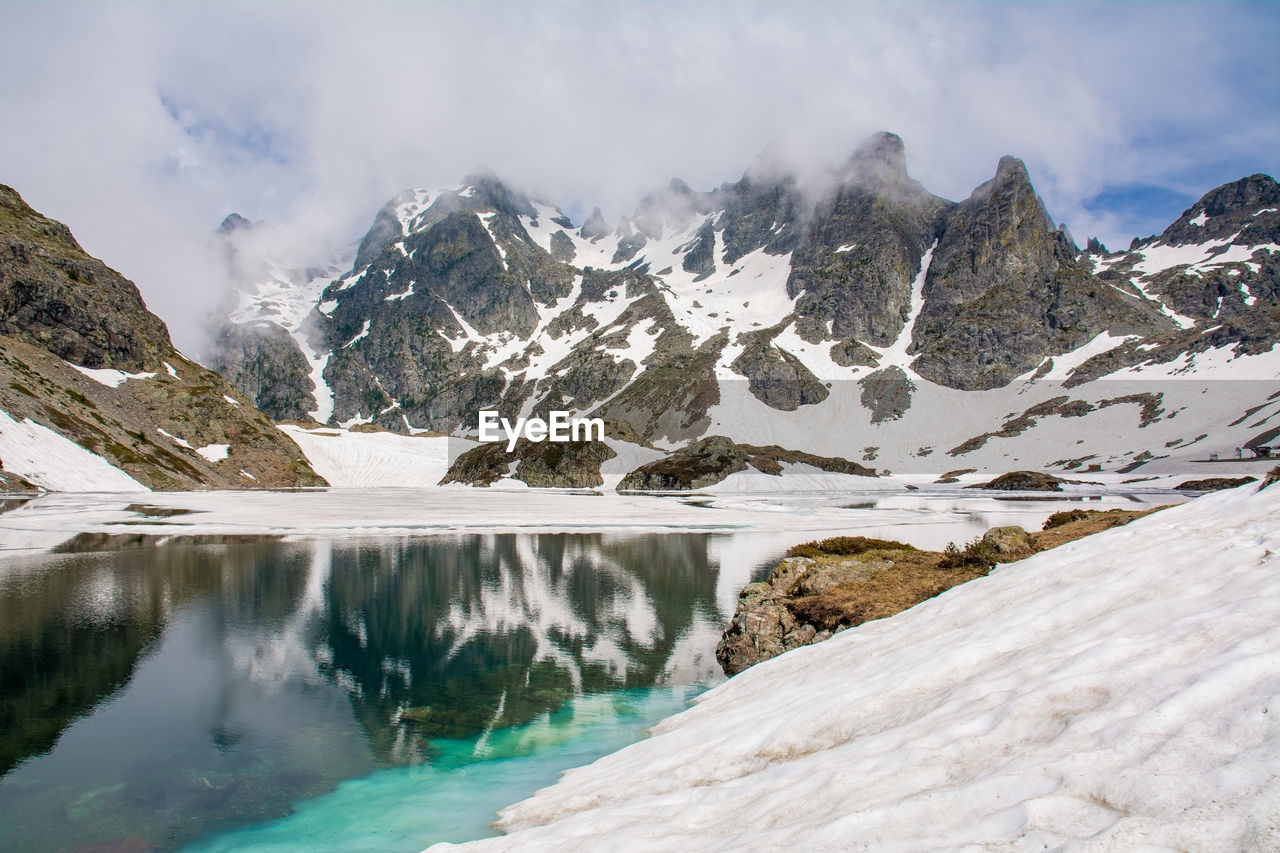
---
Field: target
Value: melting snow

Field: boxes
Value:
[278,425,456,488]
[343,319,373,348]
[195,444,230,462]
[67,363,156,387]
[1188,211,1208,226]
[0,409,147,492]
[155,427,192,449]
[869,239,937,373]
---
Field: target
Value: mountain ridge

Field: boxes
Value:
[0,183,326,491]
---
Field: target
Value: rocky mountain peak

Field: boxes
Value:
[579,207,610,241]
[966,155,1036,205]
[910,153,1167,389]
[217,213,254,235]
[1154,173,1280,246]
[1194,173,1280,218]
[786,132,951,347]
[840,131,909,188]
[458,170,538,220]
[1,184,82,253]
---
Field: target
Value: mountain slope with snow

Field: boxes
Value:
[214,135,1279,487]
[0,184,326,491]
[431,479,1280,851]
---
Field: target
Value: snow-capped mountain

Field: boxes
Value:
[217,132,1280,485]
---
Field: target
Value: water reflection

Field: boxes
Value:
[317,534,725,763]
[0,532,755,853]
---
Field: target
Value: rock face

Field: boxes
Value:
[0,184,325,489]
[730,330,828,411]
[618,435,875,491]
[0,185,170,372]
[911,157,1169,389]
[788,133,951,347]
[440,437,617,488]
[858,365,914,423]
[210,322,315,421]
[715,557,837,676]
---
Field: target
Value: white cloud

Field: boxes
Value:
[1,1,1276,353]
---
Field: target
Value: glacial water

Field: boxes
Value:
[0,491,1176,852]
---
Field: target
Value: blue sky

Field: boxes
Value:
[0,1,1276,350]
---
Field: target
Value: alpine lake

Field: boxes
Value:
[0,488,1178,852]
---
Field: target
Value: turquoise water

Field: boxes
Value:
[185,686,702,852]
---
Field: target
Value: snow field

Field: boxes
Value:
[0,409,147,492]
[431,481,1280,851]
[278,425,458,488]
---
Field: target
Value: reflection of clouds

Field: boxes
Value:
[225,541,332,688]
[438,535,659,690]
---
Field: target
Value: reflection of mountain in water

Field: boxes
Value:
[0,532,733,779]
[0,542,311,778]
[319,533,726,763]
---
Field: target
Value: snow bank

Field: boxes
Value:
[0,410,147,492]
[278,425,456,487]
[433,481,1280,851]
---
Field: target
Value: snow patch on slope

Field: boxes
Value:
[195,444,229,462]
[67,363,156,387]
[0,409,148,492]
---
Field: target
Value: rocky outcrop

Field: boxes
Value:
[787,132,950,347]
[966,470,1073,491]
[0,468,39,494]
[730,330,828,411]
[0,184,325,489]
[0,185,170,373]
[910,157,1170,389]
[440,437,617,488]
[1174,476,1257,491]
[618,435,875,490]
[716,535,973,676]
[718,508,1162,676]
[714,556,839,676]
[857,365,914,423]
[210,322,315,421]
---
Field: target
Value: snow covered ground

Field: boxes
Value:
[430,480,1280,851]
[0,410,147,492]
[278,425,460,487]
[0,487,1176,559]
